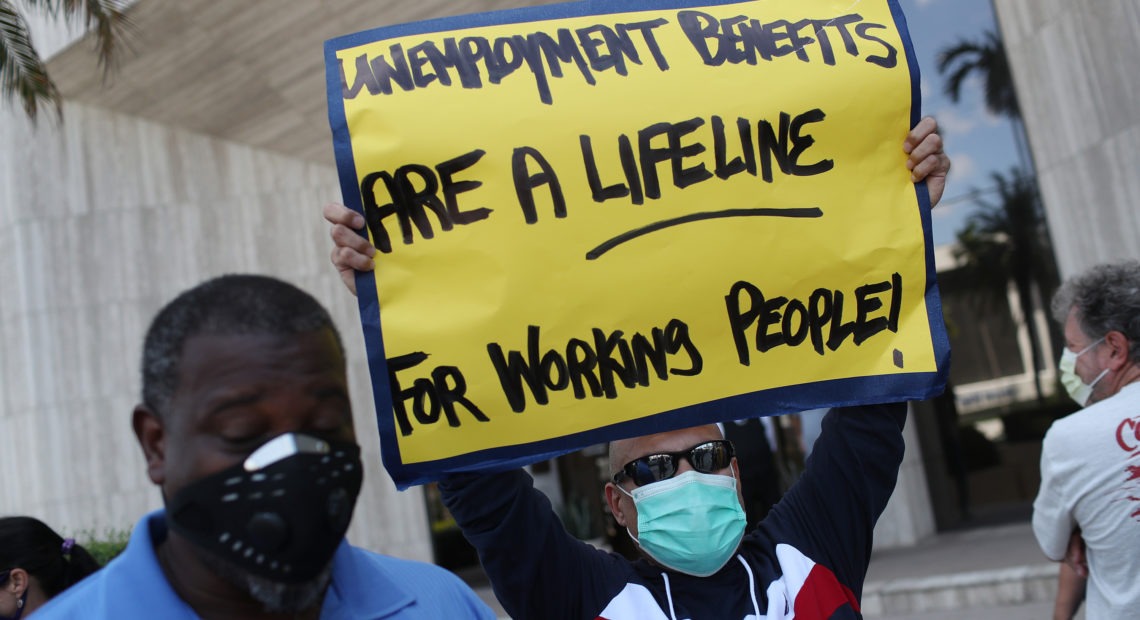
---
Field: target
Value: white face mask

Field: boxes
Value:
[1059,338,1108,406]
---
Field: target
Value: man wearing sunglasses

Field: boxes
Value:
[606,428,747,578]
[325,118,949,619]
[435,401,905,620]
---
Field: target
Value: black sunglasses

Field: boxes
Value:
[612,439,735,486]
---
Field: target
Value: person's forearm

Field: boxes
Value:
[1052,561,1087,620]
[762,401,906,591]
[439,469,619,620]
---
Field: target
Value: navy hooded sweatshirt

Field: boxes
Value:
[440,402,906,620]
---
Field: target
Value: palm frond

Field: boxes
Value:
[936,40,984,73]
[941,61,975,104]
[23,0,129,74]
[79,0,130,74]
[952,164,1056,404]
[0,0,60,120]
[954,167,1055,313]
[936,30,1021,119]
[0,0,129,121]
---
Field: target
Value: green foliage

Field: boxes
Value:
[953,167,1059,403]
[937,30,1019,119]
[953,168,1055,309]
[937,26,1059,405]
[76,527,131,565]
[0,2,56,119]
[0,0,129,121]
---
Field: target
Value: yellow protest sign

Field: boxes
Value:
[325,0,948,487]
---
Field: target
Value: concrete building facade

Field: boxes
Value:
[994,0,1140,277]
[1,0,936,564]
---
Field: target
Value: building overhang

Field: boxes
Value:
[47,0,546,166]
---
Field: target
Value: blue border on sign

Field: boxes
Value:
[324,0,950,489]
[890,0,952,396]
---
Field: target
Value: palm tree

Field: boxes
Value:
[937,29,1041,177]
[952,167,1058,404]
[0,0,127,121]
[939,28,1065,405]
[938,30,1020,119]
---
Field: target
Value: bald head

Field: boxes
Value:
[608,424,726,481]
[604,423,741,538]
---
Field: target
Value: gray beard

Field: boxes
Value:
[196,547,333,614]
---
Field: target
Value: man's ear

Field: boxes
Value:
[604,482,628,527]
[731,457,746,505]
[132,404,167,485]
[1105,331,1132,371]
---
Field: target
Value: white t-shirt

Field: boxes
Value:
[1033,382,1140,618]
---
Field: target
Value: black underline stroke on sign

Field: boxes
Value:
[585,207,824,260]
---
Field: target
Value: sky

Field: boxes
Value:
[895,0,1023,247]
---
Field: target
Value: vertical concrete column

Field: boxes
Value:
[874,404,936,549]
[0,101,434,562]
[994,0,1140,277]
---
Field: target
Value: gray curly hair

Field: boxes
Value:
[1051,260,1140,364]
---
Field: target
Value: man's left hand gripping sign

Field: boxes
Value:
[324,0,949,488]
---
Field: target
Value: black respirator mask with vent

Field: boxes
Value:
[166,433,363,583]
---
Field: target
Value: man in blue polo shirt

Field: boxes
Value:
[37,275,495,620]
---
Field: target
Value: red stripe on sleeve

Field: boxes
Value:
[792,564,860,619]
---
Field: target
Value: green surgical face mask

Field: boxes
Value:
[1059,338,1107,406]
[619,470,746,577]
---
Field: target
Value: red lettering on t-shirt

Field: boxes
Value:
[1116,417,1140,452]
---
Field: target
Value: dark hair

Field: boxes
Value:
[1051,260,1140,364]
[0,517,101,598]
[140,274,344,417]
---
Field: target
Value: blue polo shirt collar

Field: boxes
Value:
[122,510,417,619]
